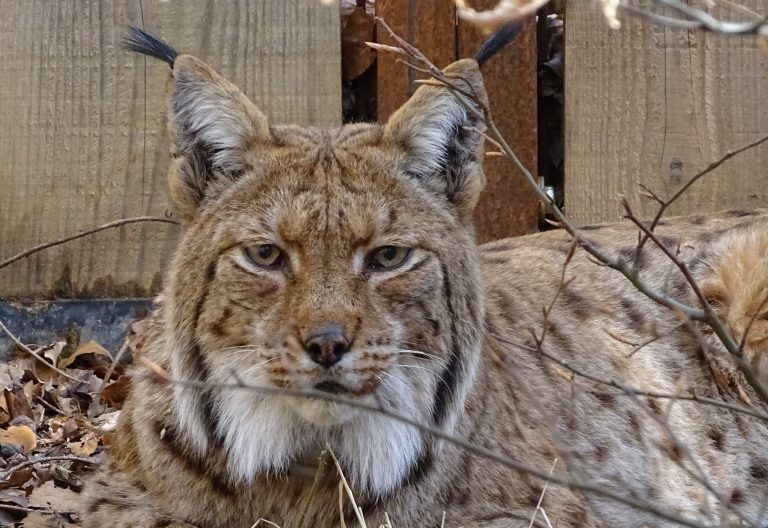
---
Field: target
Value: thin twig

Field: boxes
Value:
[33,394,69,416]
[489,332,768,422]
[143,371,715,528]
[624,200,709,308]
[328,446,367,528]
[0,504,55,515]
[1,455,99,480]
[635,133,768,255]
[528,458,558,528]
[616,0,768,36]
[99,338,131,393]
[0,216,179,271]
[298,449,329,528]
[626,323,685,357]
[626,384,757,525]
[739,291,768,355]
[0,319,82,382]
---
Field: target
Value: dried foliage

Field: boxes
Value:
[0,320,146,527]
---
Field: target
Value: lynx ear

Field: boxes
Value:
[167,55,271,221]
[383,59,489,221]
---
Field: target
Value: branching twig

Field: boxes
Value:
[0,319,82,382]
[617,0,768,37]
[0,455,99,480]
[142,370,715,528]
[625,322,685,357]
[0,216,179,271]
[373,16,768,408]
[33,394,69,416]
[489,331,768,422]
[634,133,768,255]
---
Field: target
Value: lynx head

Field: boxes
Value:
[134,31,489,498]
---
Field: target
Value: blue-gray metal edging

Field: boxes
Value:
[0,299,153,360]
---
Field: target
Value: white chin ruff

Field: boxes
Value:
[294,398,362,426]
[208,388,424,498]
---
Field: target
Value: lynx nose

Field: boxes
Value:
[303,325,349,368]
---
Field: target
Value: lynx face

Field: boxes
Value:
[178,136,473,425]
[161,55,487,495]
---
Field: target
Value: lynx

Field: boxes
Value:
[82,28,768,527]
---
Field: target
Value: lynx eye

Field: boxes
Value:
[367,246,411,271]
[244,244,285,269]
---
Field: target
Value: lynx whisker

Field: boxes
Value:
[395,348,442,362]
[240,357,279,377]
[376,371,406,391]
[393,363,452,392]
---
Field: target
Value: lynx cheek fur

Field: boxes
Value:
[82,30,768,528]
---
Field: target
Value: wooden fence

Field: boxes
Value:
[1,0,767,300]
[0,0,341,299]
[565,0,768,225]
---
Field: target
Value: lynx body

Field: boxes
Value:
[82,30,768,528]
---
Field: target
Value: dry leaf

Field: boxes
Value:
[28,479,81,514]
[100,376,132,409]
[0,468,34,490]
[5,388,33,421]
[0,394,10,426]
[61,418,79,441]
[41,341,66,366]
[0,362,25,391]
[0,425,37,452]
[69,432,98,457]
[58,340,111,370]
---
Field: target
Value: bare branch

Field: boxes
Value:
[454,0,548,29]
[372,16,768,408]
[0,319,82,383]
[488,332,768,422]
[635,133,768,255]
[99,338,131,393]
[615,0,768,37]
[0,455,99,480]
[142,370,715,528]
[623,200,710,309]
[0,216,180,271]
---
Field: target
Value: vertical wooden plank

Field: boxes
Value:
[0,0,341,299]
[459,15,539,242]
[376,1,539,242]
[564,1,768,226]
[375,0,457,120]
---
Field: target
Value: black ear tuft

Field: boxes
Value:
[124,26,179,68]
[473,22,521,66]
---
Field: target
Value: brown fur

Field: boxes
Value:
[81,51,768,527]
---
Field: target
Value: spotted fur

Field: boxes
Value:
[81,40,768,528]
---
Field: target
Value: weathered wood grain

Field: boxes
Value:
[375,0,457,121]
[459,14,539,242]
[0,0,341,299]
[564,1,768,225]
[376,1,539,242]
